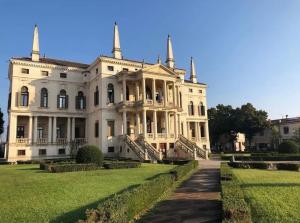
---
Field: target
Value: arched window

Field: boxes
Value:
[40,88,48,108]
[57,89,68,109]
[20,86,29,106]
[107,84,114,104]
[188,101,194,116]
[76,91,86,109]
[200,102,205,116]
[94,86,99,106]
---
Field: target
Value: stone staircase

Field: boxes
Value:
[175,134,208,160]
[136,136,161,162]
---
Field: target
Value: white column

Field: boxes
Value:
[67,117,71,142]
[143,110,147,137]
[187,122,190,138]
[9,115,17,143]
[53,117,57,143]
[122,78,126,102]
[205,121,210,149]
[178,114,181,135]
[163,80,167,106]
[135,82,139,101]
[176,86,179,107]
[152,79,156,104]
[142,78,146,103]
[172,82,176,106]
[136,113,140,136]
[153,110,157,138]
[123,111,127,135]
[48,117,52,143]
[33,116,38,143]
[72,118,75,140]
[195,122,199,141]
[165,111,169,138]
[174,112,178,138]
[198,123,202,144]
[84,118,88,140]
[28,116,33,143]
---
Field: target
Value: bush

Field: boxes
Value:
[76,145,103,165]
[221,163,251,223]
[40,163,102,173]
[80,161,198,223]
[278,141,299,154]
[276,163,300,171]
[228,161,272,170]
[103,161,141,169]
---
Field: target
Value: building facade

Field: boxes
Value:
[6,24,210,162]
[252,117,300,151]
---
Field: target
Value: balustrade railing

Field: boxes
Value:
[36,138,47,145]
[124,135,145,161]
[16,138,29,144]
[177,134,207,159]
[157,133,166,138]
[136,136,160,161]
[56,138,67,145]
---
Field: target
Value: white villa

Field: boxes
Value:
[5,24,210,162]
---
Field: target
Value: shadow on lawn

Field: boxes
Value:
[242,183,300,188]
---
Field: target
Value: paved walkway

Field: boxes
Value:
[141,159,222,223]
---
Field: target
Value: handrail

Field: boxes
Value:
[178,134,207,159]
[136,136,160,161]
[124,135,145,161]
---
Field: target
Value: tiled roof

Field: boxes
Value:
[13,57,89,69]
[271,117,300,124]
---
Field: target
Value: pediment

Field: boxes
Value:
[142,64,177,76]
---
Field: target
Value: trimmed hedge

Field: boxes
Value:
[40,163,101,173]
[276,163,300,171]
[278,140,299,154]
[221,163,251,223]
[76,145,104,166]
[80,160,198,223]
[228,162,272,170]
[222,155,300,161]
[103,161,141,169]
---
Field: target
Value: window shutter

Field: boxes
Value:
[57,95,60,108]
[15,92,19,107]
[83,96,86,109]
[65,95,69,109]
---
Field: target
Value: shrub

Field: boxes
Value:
[76,145,103,165]
[170,160,198,180]
[103,161,141,169]
[278,141,299,154]
[276,163,300,171]
[80,161,198,223]
[228,162,272,170]
[40,163,102,173]
[221,163,251,223]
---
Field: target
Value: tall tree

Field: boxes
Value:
[0,109,4,136]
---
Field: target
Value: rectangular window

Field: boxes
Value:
[200,125,205,137]
[107,66,114,71]
[189,88,193,93]
[41,71,49,76]
[107,120,115,137]
[18,150,26,156]
[37,127,43,139]
[108,147,115,153]
[21,68,29,74]
[39,149,47,156]
[199,90,202,94]
[95,68,98,74]
[95,121,99,138]
[58,148,66,155]
[60,73,67,78]
[283,127,289,134]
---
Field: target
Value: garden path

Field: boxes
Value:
[141,159,222,223]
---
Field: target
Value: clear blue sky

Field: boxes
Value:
[1,0,300,126]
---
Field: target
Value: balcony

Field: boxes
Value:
[56,138,67,145]
[36,138,48,145]
[16,138,29,145]
[146,133,154,138]
[157,133,167,138]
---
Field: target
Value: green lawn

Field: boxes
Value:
[0,163,175,223]
[233,169,300,223]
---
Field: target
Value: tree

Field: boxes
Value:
[0,109,4,136]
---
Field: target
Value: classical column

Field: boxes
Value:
[205,121,210,145]
[135,82,139,101]
[174,112,178,138]
[136,113,140,136]
[152,79,156,104]
[187,121,190,138]
[195,121,199,141]
[33,116,38,143]
[28,116,33,143]
[177,114,181,135]
[165,111,169,137]
[143,110,147,137]
[153,110,157,138]
[9,115,17,143]
[176,86,179,107]
[163,80,167,106]
[172,82,176,106]
[53,117,57,143]
[48,117,52,143]
[123,111,127,135]
[67,118,71,142]
[72,118,75,140]
[122,78,126,102]
[142,78,146,103]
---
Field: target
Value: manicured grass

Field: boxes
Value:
[0,163,175,223]
[233,169,300,223]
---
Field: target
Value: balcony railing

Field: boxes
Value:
[157,133,167,138]
[36,138,47,145]
[16,138,29,144]
[146,99,153,105]
[56,138,67,145]
[74,138,87,145]
[169,133,175,138]
[146,133,154,138]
